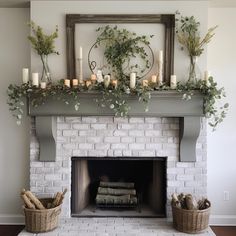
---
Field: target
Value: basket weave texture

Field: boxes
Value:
[24,198,61,233]
[172,205,210,234]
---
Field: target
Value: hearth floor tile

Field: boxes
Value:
[18,218,215,236]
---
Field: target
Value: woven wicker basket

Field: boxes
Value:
[172,205,210,234]
[23,198,61,233]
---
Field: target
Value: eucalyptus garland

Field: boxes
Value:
[7,77,228,130]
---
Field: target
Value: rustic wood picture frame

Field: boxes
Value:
[66,14,175,84]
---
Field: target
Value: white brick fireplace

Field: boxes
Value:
[30,116,207,218]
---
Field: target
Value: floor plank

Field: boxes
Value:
[0,225,25,236]
[211,226,236,236]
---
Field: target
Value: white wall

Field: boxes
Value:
[0,8,30,224]
[208,8,236,225]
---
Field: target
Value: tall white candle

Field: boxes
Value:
[79,46,83,59]
[151,75,157,83]
[22,68,29,83]
[130,72,136,89]
[32,73,39,87]
[170,75,177,89]
[158,50,163,84]
[159,50,163,62]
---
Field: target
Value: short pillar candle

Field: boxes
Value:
[64,79,71,87]
[32,73,39,87]
[130,72,136,89]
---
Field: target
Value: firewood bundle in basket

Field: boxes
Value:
[21,188,67,209]
[171,193,211,210]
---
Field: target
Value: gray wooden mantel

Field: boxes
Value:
[28,91,204,162]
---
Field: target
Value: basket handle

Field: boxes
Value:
[51,208,61,218]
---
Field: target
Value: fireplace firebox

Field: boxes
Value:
[71,157,167,217]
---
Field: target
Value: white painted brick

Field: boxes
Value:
[35,167,54,174]
[176,162,194,168]
[107,150,114,156]
[136,137,150,143]
[144,117,161,123]
[146,143,162,150]
[137,124,153,130]
[129,117,144,123]
[111,143,127,150]
[162,130,179,137]
[57,117,65,122]
[129,143,145,150]
[63,130,78,137]
[72,149,88,157]
[45,187,62,193]
[113,130,128,136]
[36,180,53,187]
[176,174,194,181]
[82,117,98,123]
[95,143,110,150]
[107,123,117,130]
[96,130,114,136]
[185,181,203,187]
[88,150,107,156]
[114,150,123,156]
[31,187,44,193]
[104,137,120,143]
[79,143,93,150]
[87,136,103,143]
[91,124,107,130]
[145,130,161,137]
[63,143,77,150]
[114,117,128,123]
[72,124,90,130]
[138,150,155,157]
[79,130,96,136]
[185,168,202,175]
[176,187,194,194]
[70,136,86,143]
[170,124,179,130]
[57,123,71,130]
[30,162,44,168]
[118,123,136,130]
[57,136,69,143]
[167,168,184,175]
[129,130,144,137]
[45,174,62,181]
[167,174,176,181]
[98,117,114,123]
[168,181,184,187]
[65,117,81,123]
[122,150,132,156]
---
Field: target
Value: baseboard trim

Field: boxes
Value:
[0,214,25,225]
[210,214,236,226]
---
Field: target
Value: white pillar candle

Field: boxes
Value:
[72,79,78,86]
[79,46,83,59]
[204,71,211,81]
[151,75,157,83]
[40,82,47,89]
[158,50,163,84]
[159,50,163,62]
[142,79,149,87]
[64,79,71,87]
[104,75,111,88]
[22,68,29,83]
[130,72,136,89]
[170,75,177,89]
[32,73,39,87]
[91,74,97,82]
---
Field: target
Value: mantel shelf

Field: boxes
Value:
[28,91,204,162]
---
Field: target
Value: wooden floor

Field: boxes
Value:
[0,225,235,236]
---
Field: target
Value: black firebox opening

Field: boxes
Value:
[71,157,167,217]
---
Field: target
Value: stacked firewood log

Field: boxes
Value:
[171,193,211,210]
[96,181,138,206]
[21,188,67,209]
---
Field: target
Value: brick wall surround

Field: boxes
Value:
[30,116,207,218]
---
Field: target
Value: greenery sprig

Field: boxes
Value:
[28,21,59,56]
[177,78,229,130]
[95,25,154,82]
[176,12,217,57]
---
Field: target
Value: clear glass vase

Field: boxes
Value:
[40,54,51,82]
[188,56,201,82]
